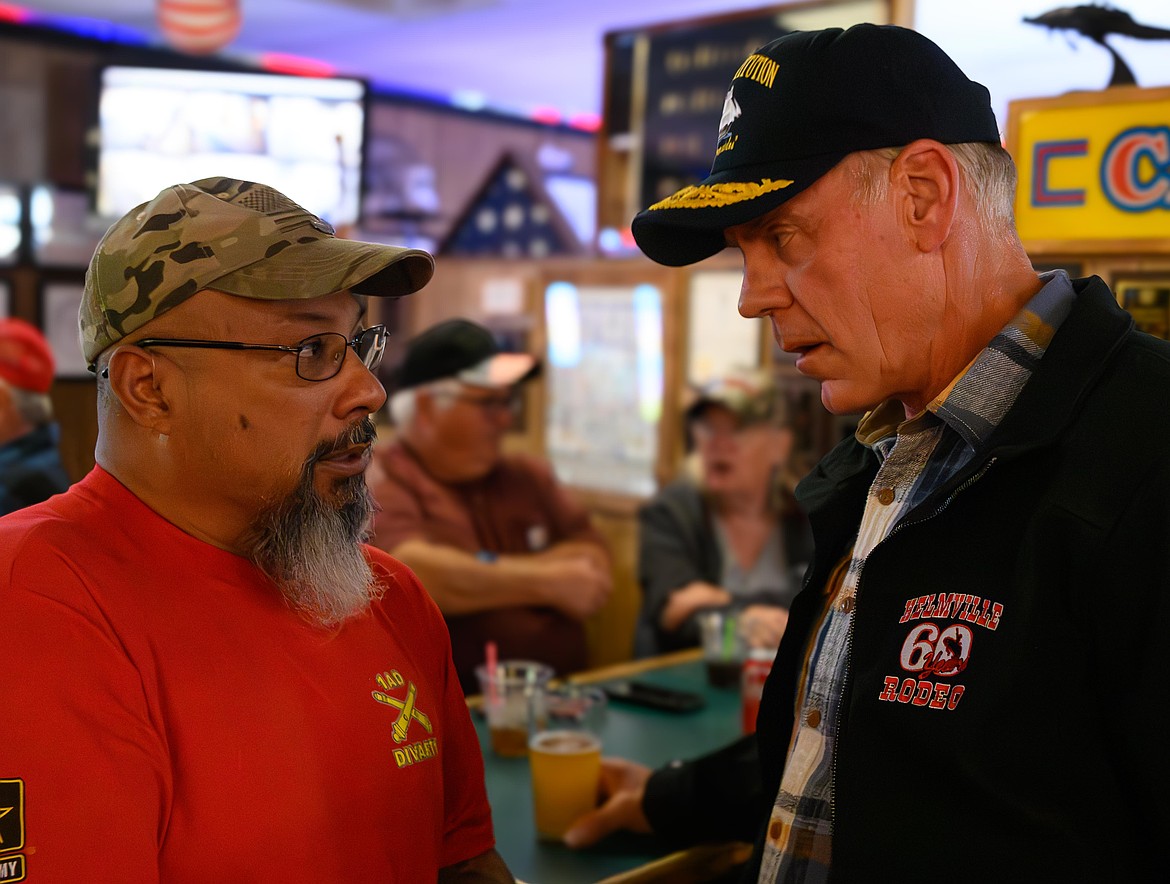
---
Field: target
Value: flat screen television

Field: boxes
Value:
[92,65,368,227]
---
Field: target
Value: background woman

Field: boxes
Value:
[634,369,812,657]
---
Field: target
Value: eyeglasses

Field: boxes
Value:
[441,389,522,416]
[96,325,387,382]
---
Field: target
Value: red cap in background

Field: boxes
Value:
[0,318,56,394]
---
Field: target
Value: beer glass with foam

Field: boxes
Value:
[528,684,607,840]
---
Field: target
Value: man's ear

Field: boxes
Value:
[891,139,960,253]
[104,345,174,433]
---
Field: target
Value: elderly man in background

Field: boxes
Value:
[0,317,71,515]
[369,317,612,694]
[1,178,513,881]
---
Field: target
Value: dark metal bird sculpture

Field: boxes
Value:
[1024,4,1170,87]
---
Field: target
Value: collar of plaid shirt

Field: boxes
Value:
[856,269,1077,459]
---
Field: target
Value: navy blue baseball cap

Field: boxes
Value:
[631,24,1001,267]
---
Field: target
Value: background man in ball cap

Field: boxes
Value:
[0,317,71,515]
[368,317,612,694]
[0,178,513,881]
[572,23,1167,879]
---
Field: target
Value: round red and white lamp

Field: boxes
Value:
[157,0,241,55]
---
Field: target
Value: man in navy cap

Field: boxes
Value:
[572,23,1166,880]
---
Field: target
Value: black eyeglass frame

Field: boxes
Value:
[94,324,387,382]
[438,389,525,416]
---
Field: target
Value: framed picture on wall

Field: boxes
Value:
[1114,275,1170,341]
[41,281,90,378]
[686,269,764,386]
[542,276,666,498]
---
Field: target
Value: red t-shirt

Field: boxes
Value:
[369,442,606,691]
[0,467,494,881]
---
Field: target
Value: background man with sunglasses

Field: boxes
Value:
[368,318,613,694]
[0,178,514,881]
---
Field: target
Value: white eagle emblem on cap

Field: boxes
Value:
[718,87,742,139]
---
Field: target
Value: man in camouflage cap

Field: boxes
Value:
[81,176,434,370]
[682,367,788,430]
[1,177,513,881]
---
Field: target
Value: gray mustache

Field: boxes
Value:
[308,417,377,466]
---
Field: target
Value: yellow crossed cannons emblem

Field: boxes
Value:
[372,670,433,744]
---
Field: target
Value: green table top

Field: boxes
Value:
[474,657,745,884]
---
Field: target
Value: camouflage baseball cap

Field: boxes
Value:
[684,368,787,428]
[81,176,435,366]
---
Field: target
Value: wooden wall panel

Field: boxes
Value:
[0,38,54,182]
[45,54,94,188]
[585,507,641,667]
[49,380,98,483]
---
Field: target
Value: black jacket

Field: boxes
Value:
[646,278,1169,881]
[0,423,71,517]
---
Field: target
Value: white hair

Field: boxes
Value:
[4,383,54,427]
[850,142,1018,235]
[387,378,462,427]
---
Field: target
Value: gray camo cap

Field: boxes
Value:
[684,367,788,428]
[81,176,435,367]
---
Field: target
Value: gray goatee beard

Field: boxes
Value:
[244,418,383,627]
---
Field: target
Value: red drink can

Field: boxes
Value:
[741,648,774,734]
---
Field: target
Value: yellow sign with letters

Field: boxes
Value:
[1008,85,1170,253]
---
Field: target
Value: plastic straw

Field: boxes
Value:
[485,641,498,705]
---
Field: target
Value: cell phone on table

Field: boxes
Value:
[602,680,706,713]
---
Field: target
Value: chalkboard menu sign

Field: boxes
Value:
[640,15,791,210]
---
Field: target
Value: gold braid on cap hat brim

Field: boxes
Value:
[648,178,794,211]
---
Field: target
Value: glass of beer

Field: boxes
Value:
[528,684,607,841]
[475,660,553,758]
